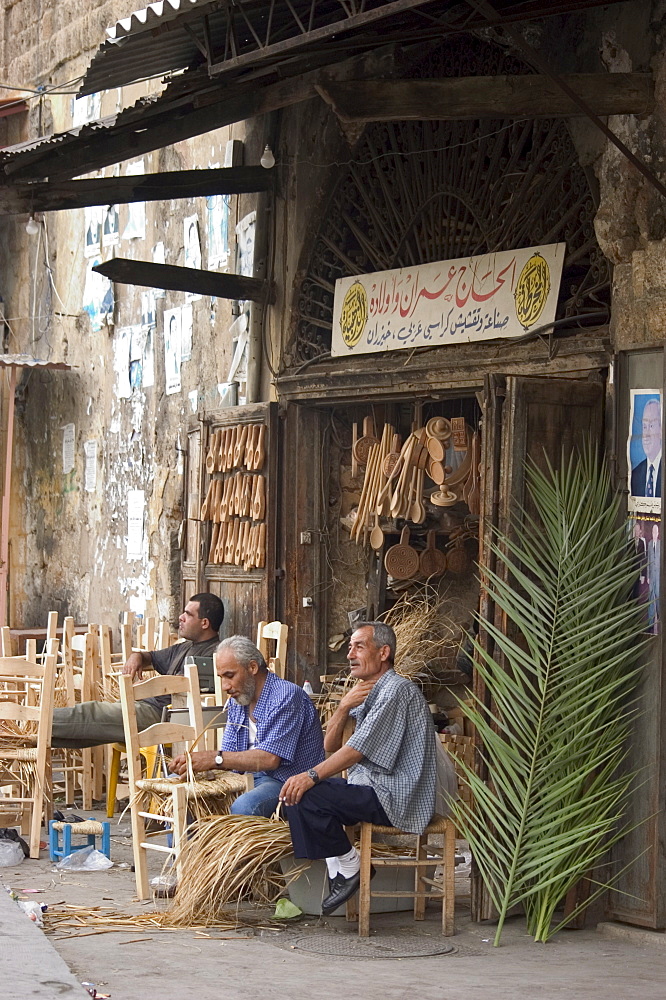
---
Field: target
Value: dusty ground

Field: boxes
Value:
[2,809,666,1000]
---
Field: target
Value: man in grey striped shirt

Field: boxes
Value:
[280,621,438,915]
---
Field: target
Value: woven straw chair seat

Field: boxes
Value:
[51,820,105,835]
[136,772,247,797]
[367,814,451,837]
[0,747,38,762]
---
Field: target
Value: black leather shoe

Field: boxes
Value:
[321,866,376,916]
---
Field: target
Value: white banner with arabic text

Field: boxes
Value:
[331,243,565,357]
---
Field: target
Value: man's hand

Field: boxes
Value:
[339,680,376,712]
[122,651,146,680]
[279,772,316,807]
[170,750,219,776]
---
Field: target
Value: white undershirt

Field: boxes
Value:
[248,718,257,749]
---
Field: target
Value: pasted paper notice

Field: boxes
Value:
[62,424,75,475]
[127,489,145,561]
[84,440,98,492]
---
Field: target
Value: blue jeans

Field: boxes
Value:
[230,775,284,818]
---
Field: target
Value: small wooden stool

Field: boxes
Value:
[48,819,111,862]
[356,815,456,937]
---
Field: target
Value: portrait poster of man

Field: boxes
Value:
[628,389,662,515]
[163,307,182,396]
[630,516,660,634]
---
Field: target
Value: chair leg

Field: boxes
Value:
[171,784,189,883]
[345,825,358,922]
[107,746,121,819]
[92,746,104,801]
[358,822,373,937]
[81,748,92,811]
[442,820,455,936]
[65,750,76,805]
[28,791,43,859]
[414,833,427,921]
[130,790,151,900]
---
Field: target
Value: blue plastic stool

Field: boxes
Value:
[48,818,111,863]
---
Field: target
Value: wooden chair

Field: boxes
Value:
[354,815,456,937]
[256,621,288,678]
[0,641,57,857]
[119,665,246,899]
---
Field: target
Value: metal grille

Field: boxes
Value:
[285,931,457,958]
[289,36,610,367]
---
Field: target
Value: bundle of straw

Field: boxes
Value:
[383,584,460,680]
[166,814,298,926]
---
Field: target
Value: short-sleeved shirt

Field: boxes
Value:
[141,638,220,712]
[222,671,324,782]
[346,669,437,834]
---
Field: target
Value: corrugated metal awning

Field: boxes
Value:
[0,355,72,370]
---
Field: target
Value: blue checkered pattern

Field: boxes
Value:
[222,672,324,782]
[347,669,437,833]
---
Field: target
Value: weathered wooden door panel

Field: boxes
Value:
[607,350,666,929]
[182,402,279,641]
[473,374,605,921]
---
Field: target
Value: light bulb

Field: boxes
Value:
[260,144,275,169]
[25,215,39,236]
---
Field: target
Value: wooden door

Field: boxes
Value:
[473,373,605,921]
[182,402,279,640]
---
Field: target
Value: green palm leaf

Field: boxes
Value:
[449,445,648,944]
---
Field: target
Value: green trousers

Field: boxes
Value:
[51,699,162,749]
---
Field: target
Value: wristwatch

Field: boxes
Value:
[214,751,224,769]
[307,768,320,784]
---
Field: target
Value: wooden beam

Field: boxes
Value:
[93,258,274,303]
[317,73,654,122]
[2,47,399,182]
[0,166,275,214]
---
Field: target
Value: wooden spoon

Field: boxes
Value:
[370,513,384,551]
[419,530,447,576]
[208,522,220,564]
[254,424,267,471]
[206,431,217,474]
[219,428,229,472]
[384,526,419,580]
[353,415,380,467]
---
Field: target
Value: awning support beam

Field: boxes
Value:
[93,258,275,303]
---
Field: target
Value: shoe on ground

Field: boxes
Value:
[322,866,376,916]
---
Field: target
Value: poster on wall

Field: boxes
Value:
[84,207,102,257]
[82,259,114,332]
[62,423,75,475]
[129,326,144,390]
[102,205,120,247]
[181,303,193,362]
[630,516,660,634]
[142,327,155,388]
[207,187,229,269]
[113,327,132,399]
[84,440,98,493]
[127,489,145,561]
[628,390,662,515]
[152,243,166,298]
[184,215,202,302]
[164,307,182,395]
[122,161,145,240]
[236,211,256,278]
[330,243,565,357]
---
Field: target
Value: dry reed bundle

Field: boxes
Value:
[382,584,460,681]
[135,770,247,821]
[165,814,299,927]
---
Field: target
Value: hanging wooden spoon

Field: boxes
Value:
[254,424,267,471]
[370,512,384,551]
[419,530,447,576]
[205,431,217,474]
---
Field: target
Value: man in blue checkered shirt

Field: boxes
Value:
[171,635,324,817]
[280,621,439,915]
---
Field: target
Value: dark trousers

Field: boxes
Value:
[284,777,390,859]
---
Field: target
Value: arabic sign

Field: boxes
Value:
[331,243,565,357]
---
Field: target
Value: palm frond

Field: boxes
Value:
[450,444,648,944]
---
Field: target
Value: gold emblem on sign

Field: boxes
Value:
[514,252,551,330]
[339,281,368,348]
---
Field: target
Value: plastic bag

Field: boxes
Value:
[17,899,45,926]
[0,840,24,867]
[55,846,113,871]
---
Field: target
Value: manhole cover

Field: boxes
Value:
[288,933,457,959]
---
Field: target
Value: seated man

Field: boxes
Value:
[171,635,324,818]
[52,593,224,749]
[279,621,438,915]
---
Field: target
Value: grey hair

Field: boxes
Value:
[216,635,267,671]
[355,621,396,665]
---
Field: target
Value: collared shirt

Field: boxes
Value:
[346,669,437,834]
[222,671,324,783]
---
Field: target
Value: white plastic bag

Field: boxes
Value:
[0,840,24,867]
[17,899,45,926]
[55,846,113,871]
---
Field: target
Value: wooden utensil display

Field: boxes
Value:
[384,526,419,580]
[353,416,380,467]
[446,536,469,574]
[419,530,447,576]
